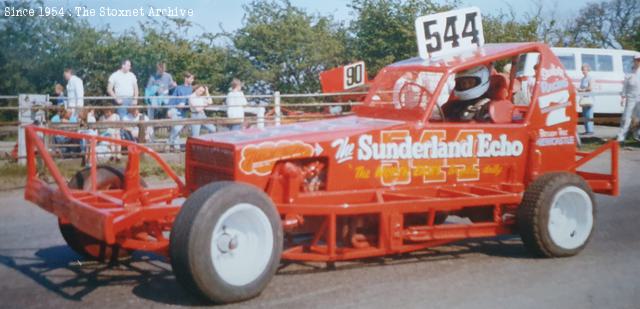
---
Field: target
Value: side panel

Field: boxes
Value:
[528,48,579,174]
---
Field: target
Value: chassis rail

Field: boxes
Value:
[24,125,186,254]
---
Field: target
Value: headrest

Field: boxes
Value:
[489,74,509,100]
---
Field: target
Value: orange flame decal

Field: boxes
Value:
[240,141,314,176]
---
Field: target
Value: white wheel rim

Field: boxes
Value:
[547,186,593,250]
[210,203,274,286]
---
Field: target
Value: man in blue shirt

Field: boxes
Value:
[146,62,177,119]
[167,72,194,151]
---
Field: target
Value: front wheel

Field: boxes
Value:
[170,182,283,304]
[518,172,595,257]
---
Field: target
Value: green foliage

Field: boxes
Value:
[0,0,637,119]
[233,0,346,94]
[567,0,640,49]
[347,0,457,76]
[483,12,540,44]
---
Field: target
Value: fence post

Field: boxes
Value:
[138,122,147,143]
[274,91,281,126]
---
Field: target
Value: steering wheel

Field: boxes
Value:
[396,81,428,109]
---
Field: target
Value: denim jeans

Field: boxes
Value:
[190,111,216,137]
[116,98,133,118]
[617,97,638,141]
[147,99,160,120]
[167,108,184,146]
[582,105,594,133]
[228,123,242,131]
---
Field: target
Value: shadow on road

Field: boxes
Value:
[0,235,530,306]
[0,245,204,306]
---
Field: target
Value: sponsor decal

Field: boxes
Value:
[332,137,355,163]
[353,132,523,161]
[240,140,314,176]
[540,64,565,81]
[537,63,571,126]
[538,90,570,126]
[540,79,569,94]
[536,128,575,147]
[333,130,524,186]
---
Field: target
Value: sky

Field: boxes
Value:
[42,0,593,38]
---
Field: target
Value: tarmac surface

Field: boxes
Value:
[0,144,639,309]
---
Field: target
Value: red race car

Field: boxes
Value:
[23,7,618,304]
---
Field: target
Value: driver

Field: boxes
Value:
[442,65,492,121]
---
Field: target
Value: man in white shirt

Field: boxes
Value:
[63,68,84,118]
[63,68,84,117]
[107,59,139,118]
[225,78,248,130]
[617,55,640,142]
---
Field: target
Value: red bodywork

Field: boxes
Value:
[25,43,618,261]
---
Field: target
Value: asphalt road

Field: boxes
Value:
[1,150,639,309]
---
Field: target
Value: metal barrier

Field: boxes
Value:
[0,91,367,162]
[0,90,629,162]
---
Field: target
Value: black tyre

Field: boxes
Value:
[59,166,132,261]
[517,172,596,257]
[170,181,283,304]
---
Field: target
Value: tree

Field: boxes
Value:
[233,0,347,94]
[567,0,640,49]
[347,0,457,76]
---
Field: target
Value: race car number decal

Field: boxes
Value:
[415,7,484,59]
[240,140,314,176]
[344,61,365,90]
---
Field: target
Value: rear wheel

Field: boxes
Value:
[170,182,283,304]
[518,172,595,257]
[58,166,131,261]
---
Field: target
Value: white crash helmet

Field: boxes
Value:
[454,65,490,100]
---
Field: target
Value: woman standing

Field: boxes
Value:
[225,78,248,131]
[189,84,216,137]
[578,64,594,136]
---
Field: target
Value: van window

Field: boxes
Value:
[557,55,575,70]
[581,54,613,72]
[597,55,613,72]
[622,55,635,73]
[581,54,596,71]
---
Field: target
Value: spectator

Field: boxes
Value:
[617,55,640,142]
[146,62,176,120]
[50,108,80,156]
[189,84,216,137]
[99,108,122,162]
[63,68,84,118]
[107,59,139,118]
[167,72,194,151]
[578,64,594,136]
[225,78,248,131]
[123,107,153,142]
[53,83,65,106]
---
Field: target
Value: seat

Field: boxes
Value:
[487,74,515,123]
[488,74,509,100]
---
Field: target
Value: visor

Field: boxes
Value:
[454,76,481,91]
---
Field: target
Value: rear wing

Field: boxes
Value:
[319,61,370,102]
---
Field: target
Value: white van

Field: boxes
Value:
[516,47,640,114]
